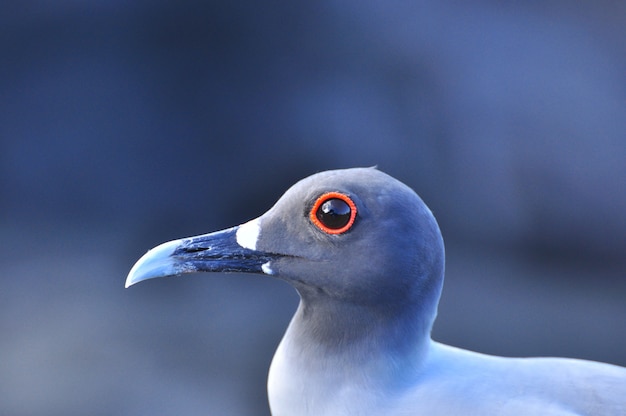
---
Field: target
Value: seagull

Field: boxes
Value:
[126,167,626,415]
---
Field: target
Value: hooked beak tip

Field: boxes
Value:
[125,239,181,288]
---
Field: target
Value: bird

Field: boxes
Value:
[126,167,626,415]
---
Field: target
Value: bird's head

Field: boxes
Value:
[126,167,444,316]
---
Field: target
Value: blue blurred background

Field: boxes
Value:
[1,1,625,414]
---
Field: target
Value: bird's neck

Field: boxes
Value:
[293,295,433,357]
[268,295,435,414]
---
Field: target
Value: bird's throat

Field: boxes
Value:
[267,299,432,415]
[284,297,432,376]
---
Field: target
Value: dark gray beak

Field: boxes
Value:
[125,223,276,288]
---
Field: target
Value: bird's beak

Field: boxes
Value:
[125,224,276,288]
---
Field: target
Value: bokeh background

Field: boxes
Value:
[1,1,625,414]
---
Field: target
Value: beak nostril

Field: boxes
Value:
[183,246,209,253]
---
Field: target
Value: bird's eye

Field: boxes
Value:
[309,192,357,234]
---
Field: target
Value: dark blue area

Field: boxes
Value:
[1,1,624,414]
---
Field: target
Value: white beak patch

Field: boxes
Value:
[236,218,261,251]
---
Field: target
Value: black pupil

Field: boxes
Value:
[316,198,351,229]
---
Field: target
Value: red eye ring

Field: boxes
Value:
[309,192,357,235]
